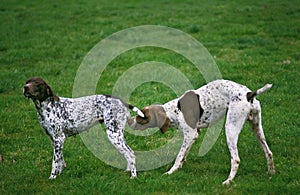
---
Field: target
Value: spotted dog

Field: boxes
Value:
[23,77,144,179]
[129,79,275,185]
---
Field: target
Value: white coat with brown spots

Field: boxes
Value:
[129,79,275,185]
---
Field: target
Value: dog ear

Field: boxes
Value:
[46,84,59,101]
[133,105,170,133]
[160,116,170,134]
[136,108,150,124]
[178,91,203,129]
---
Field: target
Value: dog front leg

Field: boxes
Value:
[49,133,66,179]
[165,128,198,175]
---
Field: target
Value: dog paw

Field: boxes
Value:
[268,168,275,175]
[49,174,57,180]
[222,179,232,185]
[130,175,137,179]
[163,171,172,176]
[163,167,178,175]
[125,166,130,172]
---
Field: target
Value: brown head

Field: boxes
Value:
[128,105,170,134]
[23,77,59,103]
[128,90,203,133]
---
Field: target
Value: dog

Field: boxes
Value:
[23,77,144,179]
[128,79,275,184]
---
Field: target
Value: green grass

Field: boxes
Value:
[1,0,300,194]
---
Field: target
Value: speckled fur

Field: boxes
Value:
[130,79,275,184]
[24,77,139,179]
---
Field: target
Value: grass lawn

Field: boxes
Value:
[1,0,299,194]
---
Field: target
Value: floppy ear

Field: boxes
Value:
[177,91,203,129]
[130,105,170,133]
[160,117,170,134]
[136,108,150,125]
[46,84,59,101]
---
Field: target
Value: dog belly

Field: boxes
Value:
[64,117,102,136]
[198,108,226,128]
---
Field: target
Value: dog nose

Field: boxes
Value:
[23,84,30,95]
[23,86,27,94]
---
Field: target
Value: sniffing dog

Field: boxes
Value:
[129,79,275,184]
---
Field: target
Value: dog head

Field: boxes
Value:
[128,105,170,134]
[23,77,59,102]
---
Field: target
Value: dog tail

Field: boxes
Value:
[104,94,145,118]
[128,105,145,118]
[247,83,273,102]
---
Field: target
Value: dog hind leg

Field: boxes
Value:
[249,100,275,175]
[223,103,249,185]
[105,119,137,179]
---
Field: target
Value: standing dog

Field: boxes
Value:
[23,77,144,179]
[129,79,275,184]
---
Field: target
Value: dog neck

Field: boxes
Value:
[33,97,57,110]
